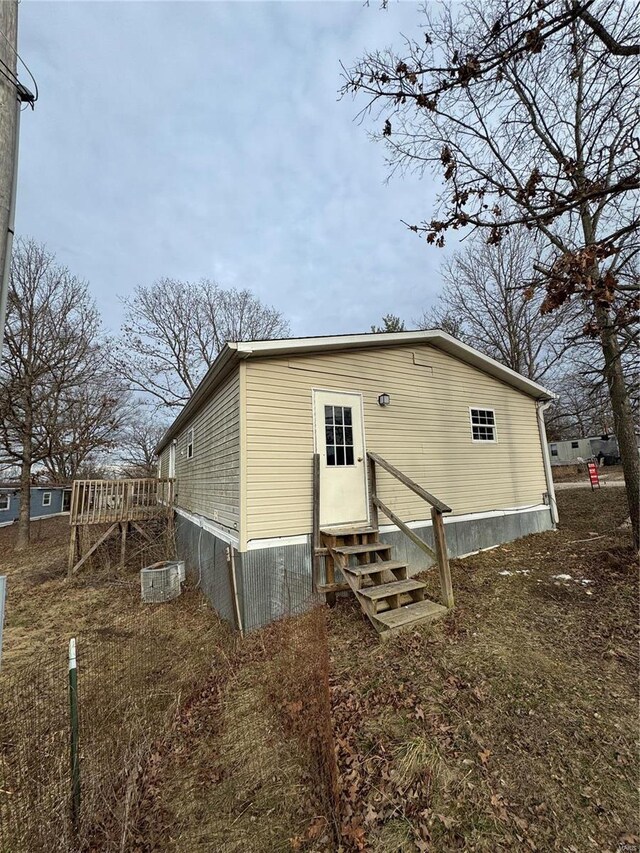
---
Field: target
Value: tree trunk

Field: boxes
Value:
[595,303,639,550]
[16,455,31,550]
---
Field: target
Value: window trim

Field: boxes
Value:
[469,407,497,444]
[550,444,558,457]
[324,403,356,468]
[186,427,194,461]
[0,494,10,512]
[42,491,52,507]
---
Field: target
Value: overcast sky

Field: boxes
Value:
[16,1,456,338]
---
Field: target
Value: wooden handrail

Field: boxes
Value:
[366,452,451,513]
[367,451,454,609]
[372,495,436,562]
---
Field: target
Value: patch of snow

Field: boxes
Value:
[579,579,594,585]
[552,574,573,581]
[498,570,513,576]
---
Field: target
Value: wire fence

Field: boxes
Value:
[0,596,341,852]
[0,597,231,852]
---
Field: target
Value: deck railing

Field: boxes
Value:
[69,478,174,526]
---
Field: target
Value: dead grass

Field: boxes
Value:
[0,517,189,672]
[2,493,637,852]
[128,613,337,853]
[328,488,639,852]
[552,463,624,483]
[0,517,234,853]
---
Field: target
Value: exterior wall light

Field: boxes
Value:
[378,393,391,407]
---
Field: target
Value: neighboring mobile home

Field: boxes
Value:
[0,484,72,527]
[156,330,558,633]
[548,434,621,465]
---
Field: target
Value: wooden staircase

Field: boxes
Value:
[320,525,448,638]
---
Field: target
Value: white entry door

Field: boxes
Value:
[313,389,369,529]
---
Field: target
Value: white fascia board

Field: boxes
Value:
[155,344,239,454]
[157,329,555,454]
[237,330,555,401]
[174,506,240,549]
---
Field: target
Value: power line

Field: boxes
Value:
[0,55,18,86]
[0,26,37,102]
[0,66,20,94]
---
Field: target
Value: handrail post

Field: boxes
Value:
[431,507,454,609]
[312,453,320,593]
[369,456,379,530]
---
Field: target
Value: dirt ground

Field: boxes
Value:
[328,487,638,852]
[1,491,637,852]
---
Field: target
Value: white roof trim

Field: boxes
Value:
[234,330,554,401]
[156,330,555,453]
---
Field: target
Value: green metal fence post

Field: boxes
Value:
[68,637,81,829]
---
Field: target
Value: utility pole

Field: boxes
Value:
[0,0,34,356]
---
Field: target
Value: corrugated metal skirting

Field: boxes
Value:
[174,514,236,625]
[237,543,321,633]
[174,506,554,632]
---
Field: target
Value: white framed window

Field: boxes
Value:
[469,408,497,442]
[186,427,194,460]
[324,404,355,467]
[550,444,558,457]
[42,492,52,507]
[0,494,10,512]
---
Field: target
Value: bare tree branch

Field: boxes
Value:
[116,279,291,410]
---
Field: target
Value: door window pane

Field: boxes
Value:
[324,405,355,466]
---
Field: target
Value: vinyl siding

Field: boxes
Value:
[172,370,240,532]
[158,446,170,479]
[244,344,547,541]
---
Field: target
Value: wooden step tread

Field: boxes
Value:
[321,525,378,537]
[374,598,448,629]
[344,560,407,577]
[358,579,426,600]
[334,543,390,555]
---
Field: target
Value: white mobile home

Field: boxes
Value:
[548,435,621,465]
[156,330,557,634]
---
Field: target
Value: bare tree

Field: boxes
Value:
[118,408,169,478]
[416,230,575,382]
[117,278,291,409]
[545,366,614,440]
[343,0,640,547]
[0,239,118,547]
[41,367,131,483]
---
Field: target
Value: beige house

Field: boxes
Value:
[156,330,557,633]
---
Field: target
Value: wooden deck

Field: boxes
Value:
[69,478,174,526]
[67,478,175,576]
